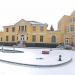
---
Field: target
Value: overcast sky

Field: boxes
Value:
[0,0,75,31]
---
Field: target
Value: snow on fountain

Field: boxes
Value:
[0,46,72,67]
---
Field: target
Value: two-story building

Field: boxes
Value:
[0,19,48,47]
[0,10,75,47]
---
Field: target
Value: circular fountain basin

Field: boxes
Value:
[0,47,72,67]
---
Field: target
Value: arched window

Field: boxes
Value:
[51,35,56,43]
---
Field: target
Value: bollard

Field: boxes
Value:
[58,55,62,61]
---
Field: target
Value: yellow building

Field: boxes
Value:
[0,11,75,47]
[58,10,75,46]
[0,19,48,47]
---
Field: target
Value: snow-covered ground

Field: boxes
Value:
[0,46,74,75]
[0,47,72,66]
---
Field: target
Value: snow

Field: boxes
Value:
[0,48,72,66]
[28,21,44,25]
[0,46,74,75]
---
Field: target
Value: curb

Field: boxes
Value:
[0,58,72,67]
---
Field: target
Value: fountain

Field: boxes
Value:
[0,47,72,67]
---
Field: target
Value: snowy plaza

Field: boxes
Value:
[0,46,74,75]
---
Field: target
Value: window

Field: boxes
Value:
[12,27,15,32]
[33,26,36,32]
[1,37,2,41]
[51,36,56,43]
[27,37,28,40]
[25,26,27,31]
[73,18,75,22]
[0,37,2,42]
[32,35,36,42]
[65,26,69,32]
[40,26,44,32]
[19,26,20,31]
[65,38,69,45]
[21,26,24,31]
[70,25,74,32]
[6,36,8,41]
[71,18,75,22]
[6,28,9,32]
[40,36,43,42]
[12,35,15,41]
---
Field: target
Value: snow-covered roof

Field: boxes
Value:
[28,21,45,25]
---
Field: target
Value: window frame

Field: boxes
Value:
[40,26,44,32]
[32,35,36,42]
[12,35,15,42]
[6,28,9,32]
[40,35,43,42]
[51,35,56,43]
[33,26,36,32]
[6,36,8,42]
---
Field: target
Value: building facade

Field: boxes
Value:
[0,19,48,46]
[0,11,75,47]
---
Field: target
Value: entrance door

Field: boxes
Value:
[64,38,70,45]
[21,35,24,42]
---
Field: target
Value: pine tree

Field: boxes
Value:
[50,25,54,31]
